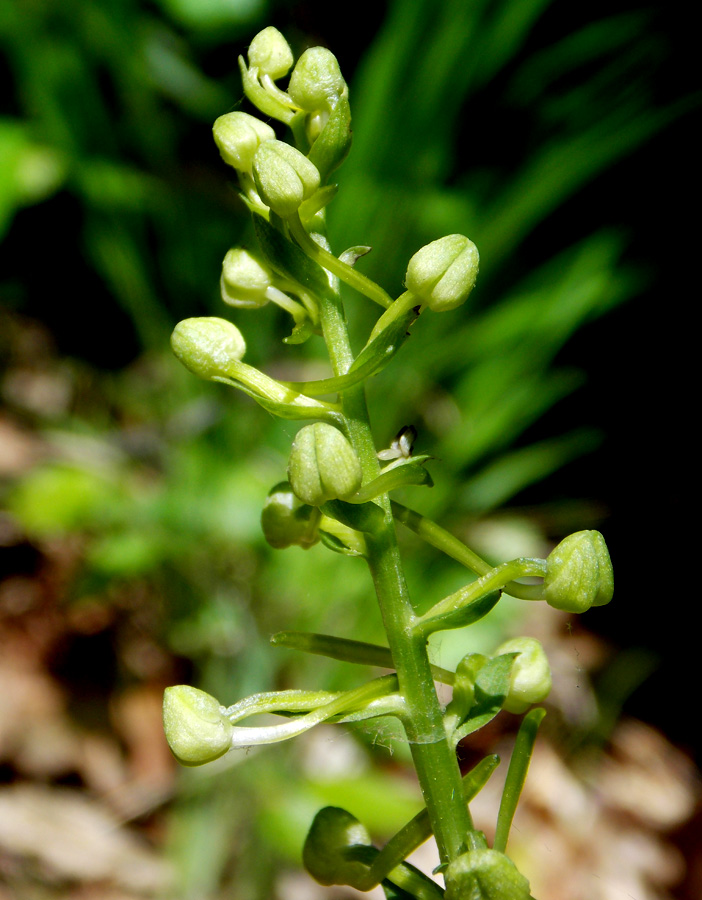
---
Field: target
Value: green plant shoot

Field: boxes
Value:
[163,26,614,898]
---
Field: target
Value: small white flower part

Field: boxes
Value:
[377,425,417,461]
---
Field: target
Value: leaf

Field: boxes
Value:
[308,95,353,183]
[419,590,501,637]
[352,457,434,503]
[474,653,516,710]
[253,212,330,297]
[322,498,386,535]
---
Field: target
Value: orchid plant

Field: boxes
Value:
[162,27,613,899]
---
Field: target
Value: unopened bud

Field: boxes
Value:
[171,317,246,381]
[213,112,275,172]
[163,685,233,766]
[303,806,372,888]
[445,849,532,900]
[543,530,614,613]
[288,47,347,113]
[261,481,321,549]
[253,139,321,218]
[405,234,479,312]
[494,637,552,714]
[288,423,362,506]
[248,26,293,80]
[221,248,273,309]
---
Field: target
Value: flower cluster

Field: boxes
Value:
[164,25,613,900]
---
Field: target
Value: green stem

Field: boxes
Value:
[415,559,547,635]
[288,212,393,309]
[392,502,546,602]
[316,280,473,867]
[365,527,475,856]
[224,675,401,749]
[280,297,419,396]
[361,755,499,890]
[367,290,420,340]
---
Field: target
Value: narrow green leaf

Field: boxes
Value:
[253,212,330,296]
[308,95,352,183]
[494,708,546,853]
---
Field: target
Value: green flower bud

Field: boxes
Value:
[543,530,614,613]
[444,849,533,900]
[248,26,294,80]
[162,685,233,766]
[303,806,372,888]
[494,637,552,714]
[261,481,321,549]
[288,423,362,506]
[252,139,321,218]
[405,234,479,312]
[221,248,273,309]
[171,317,246,381]
[213,112,275,172]
[288,47,347,113]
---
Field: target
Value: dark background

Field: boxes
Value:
[1,1,700,896]
[1,0,698,745]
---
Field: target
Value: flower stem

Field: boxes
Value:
[363,755,499,890]
[415,558,547,635]
[364,526,475,863]
[392,501,546,601]
[316,279,474,866]
[289,212,393,309]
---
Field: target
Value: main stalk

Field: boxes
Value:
[318,286,473,865]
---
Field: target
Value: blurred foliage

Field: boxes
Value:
[0,0,696,897]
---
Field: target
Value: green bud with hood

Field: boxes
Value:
[303,806,372,888]
[252,139,321,218]
[494,636,552,714]
[212,112,275,172]
[543,530,614,613]
[405,234,479,312]
[444,848,533,900]
[221,248,274,309]
[162,685,233,766]
[288,423,362,506]
[171,317,246,381]
[261,481,321,549]
[288,47,347,114]
[248,26,293,80]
